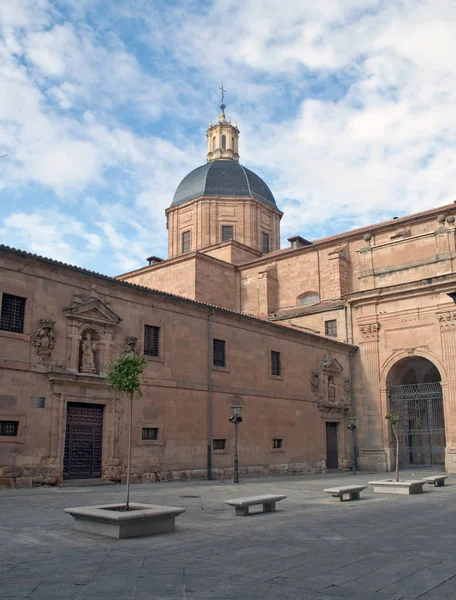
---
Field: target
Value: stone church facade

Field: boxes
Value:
[1,103,455,488]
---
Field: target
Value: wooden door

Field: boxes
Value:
[326,422,339,469]
[63,403,103,479]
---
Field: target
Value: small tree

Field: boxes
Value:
[106,353,146,510]
[385,411,401,482]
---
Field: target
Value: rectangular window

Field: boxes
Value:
[142,427,159,441]
[0,293,26,333]
[213,439,226,451]
[221,225,234,241]
[182,230,191,254]
[271,350,281,376]
[262,232,270,254]
[272,438,283,449]
[30,397,45,409]
[213,339,226,367]
[325,320,337,337]
[0,421,18,436]
[144,325,160,357]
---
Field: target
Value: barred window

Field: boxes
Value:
[213,439,226,451]
[213,339,226,367]
[142,427,158,441]
[182,230,191,254]
[0,421,18,436]
[0,293,26,333]
[144,325,160,357]
[271,350,281,376]
[325,320,337,337]
[221,225,234,241]
[272,438,283,449]
[262,232,270,254]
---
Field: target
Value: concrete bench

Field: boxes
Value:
[422,475,448,487]
[324,485,366,501]
[224,494,286,516]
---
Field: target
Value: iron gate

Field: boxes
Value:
[389,382,445,468]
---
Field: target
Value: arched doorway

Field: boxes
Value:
[387,357,445,469]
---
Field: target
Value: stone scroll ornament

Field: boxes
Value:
[31,319,56,363]
[122,336,138,355]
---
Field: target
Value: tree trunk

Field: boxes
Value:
[125,390,133,510]
[394,427,399,482]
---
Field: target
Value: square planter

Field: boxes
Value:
[368,480,426,495]
[65,503,185,538]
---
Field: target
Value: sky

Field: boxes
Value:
[1,0,456,276]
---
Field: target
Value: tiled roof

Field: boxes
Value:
[0,245,355,349]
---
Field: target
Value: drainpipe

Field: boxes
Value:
[207,309,215,480]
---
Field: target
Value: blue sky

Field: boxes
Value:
[1,0,456,275]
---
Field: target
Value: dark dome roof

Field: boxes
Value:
[170,160,278,209]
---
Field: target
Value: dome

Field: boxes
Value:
[170,160,278,209]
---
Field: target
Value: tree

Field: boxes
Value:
[106,353,146,510]
[385,411,401,482]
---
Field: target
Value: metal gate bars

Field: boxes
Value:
[389,382,445,468]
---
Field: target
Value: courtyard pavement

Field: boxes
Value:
[1,470,456,599]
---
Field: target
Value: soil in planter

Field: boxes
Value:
[102,506,143,512]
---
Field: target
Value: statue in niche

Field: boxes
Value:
[327,375,336,404]
[80,332,97,374]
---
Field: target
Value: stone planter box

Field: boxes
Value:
[65,503,185,539]
[368,480,426,495]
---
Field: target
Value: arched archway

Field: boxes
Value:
[387,357,445,469]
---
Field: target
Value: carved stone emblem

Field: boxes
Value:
[359,322,380,340]
[344,379,351,402]
[122,336,138,355]
[390,227,411,240]
[31,319,55,363]
[310,372,320,395]
[438,312,456,330]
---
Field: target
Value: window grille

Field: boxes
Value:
[221,225,234,241]
[213,339,226,367]
[272,438,283,449]
[0,293,26,333]
[0,421,18,436]
[182,230,191,254]
[271,350,281,376]
[262,232,270,254]
[213,439,226,450]
[142,427,158,441]
[325,320,337,337]
[144,325,160,357]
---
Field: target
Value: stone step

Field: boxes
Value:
[58,479,117,487]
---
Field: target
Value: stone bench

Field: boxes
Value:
[224,494,286,516]
[324,485,366,501]
[65,503,186,538]
[422,475,448,487]
[369,480,426,495]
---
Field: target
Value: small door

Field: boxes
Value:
[326,422,339,469]
[63,402,103,479]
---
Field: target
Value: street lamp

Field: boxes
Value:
[229,405,243,484]
[347,415,357,475]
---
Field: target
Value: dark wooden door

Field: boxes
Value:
[63,403,103,479]
[326,422,339,469]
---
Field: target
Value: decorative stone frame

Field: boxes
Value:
[137,422,164,446]
[317,355,345,409]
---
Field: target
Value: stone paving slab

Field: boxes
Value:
[0,470,455,599]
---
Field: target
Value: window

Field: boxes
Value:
[212,136,216,151]
[213,339,226,367]
[144,325,160,357]
[272,438,283,449]
[262,232,270,254]
[299,292,320,306]
[222,135,226,151]
[0,421,18,436]
[221,225,234,241]
[142,427,159,441]
[271,350,281,376]
[231,136,234,149]
[182,230,191,254]
[0,293,26,333]
[213,439,226,451]
[325,320,337,337]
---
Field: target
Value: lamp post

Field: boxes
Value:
[347,416,357,475]
[229,405,243,484]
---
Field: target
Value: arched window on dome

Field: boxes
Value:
[231,137,234,149]
[222,135,226,151]
[212,136,216,152]
[297,292,320,307]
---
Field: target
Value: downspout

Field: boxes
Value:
[207,308,215,480]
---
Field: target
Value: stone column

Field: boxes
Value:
[357,322,387,471]
[438,310,456,472]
